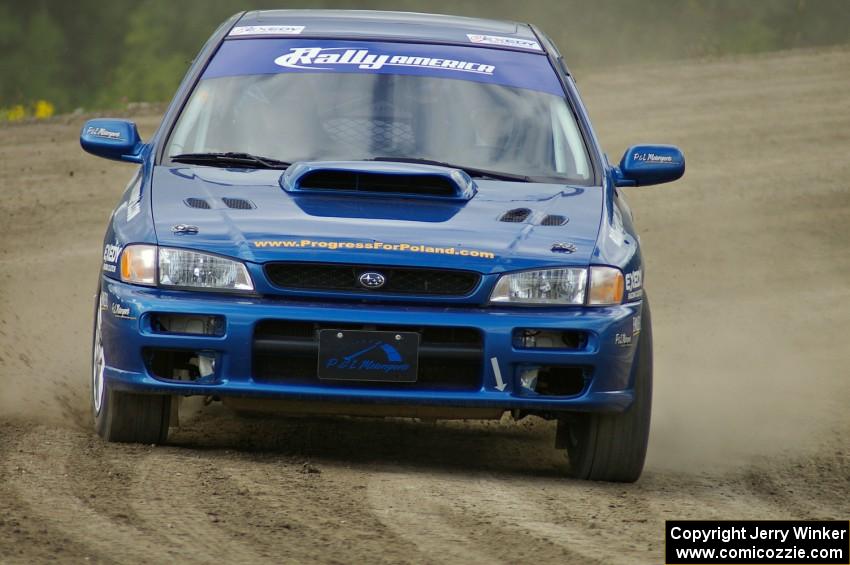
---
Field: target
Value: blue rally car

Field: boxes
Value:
[81,10,684,482]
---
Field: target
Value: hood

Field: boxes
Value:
[150,165,602,274]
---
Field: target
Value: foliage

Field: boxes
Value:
[2,0,849,113]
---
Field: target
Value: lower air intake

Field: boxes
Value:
[253,321,483,391]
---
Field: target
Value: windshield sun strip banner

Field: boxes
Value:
[203,39,563,96]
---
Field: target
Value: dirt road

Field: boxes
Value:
[1,48,848,564]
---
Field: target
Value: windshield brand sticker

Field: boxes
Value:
[204,39,565,96]
[274,47,495,75]
[467,34,542,51]
[252,238,496,259]
[229,25,304,36]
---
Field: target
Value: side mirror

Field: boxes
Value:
[80,119,144,163]
[615,144,685,187]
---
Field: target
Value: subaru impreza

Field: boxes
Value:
[82,10,684,482]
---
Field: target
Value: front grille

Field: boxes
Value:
[253,320,483,390]
[264,263,480,296]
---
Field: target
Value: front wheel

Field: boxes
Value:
[558,298,653,482]
[91,293,171,444]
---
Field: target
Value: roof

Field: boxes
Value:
[234,10,540,49]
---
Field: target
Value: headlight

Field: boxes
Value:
[490,268,587,305]
[159,248,253,291]
[490,266,625,306]
[119,245,253,291]
[587,266,624,306]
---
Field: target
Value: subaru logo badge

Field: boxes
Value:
[358,272,386,289]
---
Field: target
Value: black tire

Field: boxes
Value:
[91,288,171,444]
[560,298,653,482]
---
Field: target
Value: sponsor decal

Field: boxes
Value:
[126,173,142,221]
[86,126,122,140]
[614,332,632,346]
[99,292,108,311]
[551,242,577,254]
[103,243,121,263]
[126,202,141,221]
[274,47,496,75]
[103,243,120,272]
[608,206,626,246]
[229,25,304,36]
[633,152,674,164]
[111,302,136,320]
[325,339,410,374]
[632,313,642,336]
[467,34,542,51]
[625,267,643,300]
[252,238,496,259]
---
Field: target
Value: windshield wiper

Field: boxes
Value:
[170,152,291,169]
[366,157,532,182]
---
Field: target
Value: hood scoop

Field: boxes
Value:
[280,161,477,202]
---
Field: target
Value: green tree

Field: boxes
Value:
[0,6,64,107]
[2,0,850,113]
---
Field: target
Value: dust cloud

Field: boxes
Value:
[579,49,850,469]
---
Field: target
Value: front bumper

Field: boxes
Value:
[99,277,644,414]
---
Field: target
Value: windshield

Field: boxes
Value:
[166,39,592,183]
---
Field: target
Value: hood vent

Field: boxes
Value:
[499,208,531,223]
[184,197,211,210]
[222,197,255,210]
[540,214,568,226]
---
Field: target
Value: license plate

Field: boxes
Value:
[317,330,419,382]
